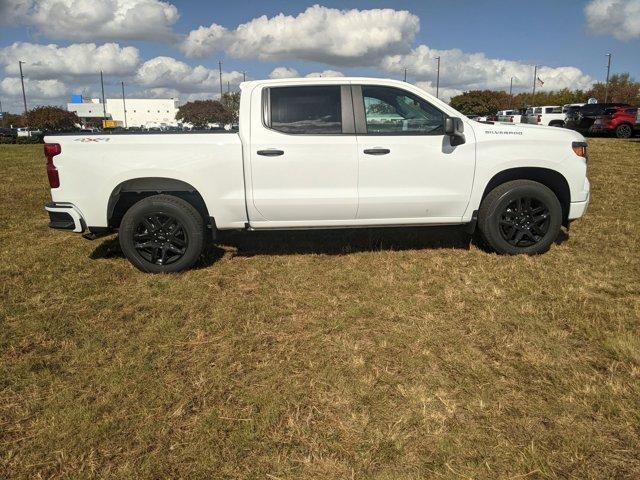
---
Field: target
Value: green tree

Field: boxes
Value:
[0,112,24,128]
[586,73,640,104]
[176,100,234,128]
[25,106,79,131]
[449,90,511,116]
[221,92,240,122]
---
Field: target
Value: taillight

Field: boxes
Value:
[537,114,542,123]
[44,143,61,188]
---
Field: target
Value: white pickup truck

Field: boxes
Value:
[523,106,566,127]
[44,77,590,272]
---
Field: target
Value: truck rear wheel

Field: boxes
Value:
[119,194,205,273]
[478,180,562,255]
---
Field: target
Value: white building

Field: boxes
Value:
[106,98,179,128]
[68,97,180,128]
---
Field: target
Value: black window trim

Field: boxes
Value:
[261,84,355,136]
[352,84,448,136]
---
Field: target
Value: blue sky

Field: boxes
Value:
[0,0,639,112]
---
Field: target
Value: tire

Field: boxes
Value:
[550,122,564,128]
[119,194,205,273]
[615,123,633,139]
[478,180,562,255]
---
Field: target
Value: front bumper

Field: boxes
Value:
[568,178,590,220]
[45,202,86,233]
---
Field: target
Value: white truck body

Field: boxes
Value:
[44,77,590,269]
[523,106,566,127]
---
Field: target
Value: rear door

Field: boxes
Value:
[353,84,475,223]
[248,84,358,225]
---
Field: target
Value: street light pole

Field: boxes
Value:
[531,65,538,106]
[218,61,223,103]
[435,56,441,99]
[243,71,246,82]
[18,61,27,116]
[121,81,127,129]
[100,71,107,120]
[509,76,514,110]
[604,53,612,104]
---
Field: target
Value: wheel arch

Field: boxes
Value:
[481,167,571,226]
[107,177,213,229]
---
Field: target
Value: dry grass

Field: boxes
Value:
[1,139,639,479]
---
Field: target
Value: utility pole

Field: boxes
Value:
[531,65,538,106]
[242,71,246,82]
[18,61,27,116]
[435,56,441,99]
[604,53,612,104]
[218,61,223,103]
[509,76,514,110]
[100,71,107,120]
[121,81,127,129]
[404,68,407,82]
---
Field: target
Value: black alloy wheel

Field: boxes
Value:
[134,213,188,266]
[498,197,550,247]
[119,194,206,273]
[615,124,632,139]
[477,179,562,255]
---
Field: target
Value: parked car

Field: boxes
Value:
[16,127,43,137]
[43,77,590,272]
[0,127,17,139]
[498,108,526,124]
[590,106,638,138]
[564,103,631,134]
[523,106,565,127]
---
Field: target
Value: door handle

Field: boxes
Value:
[363,148,390,155]
[257,149,284,156]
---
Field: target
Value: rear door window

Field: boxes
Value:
[269,86,342,134]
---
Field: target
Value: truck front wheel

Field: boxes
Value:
[119,194,205,273]
[478,180,562,255]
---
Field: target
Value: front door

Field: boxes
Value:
[249,84,358,225]
[354,85,476,223]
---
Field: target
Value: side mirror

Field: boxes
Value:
[445,117,466,146]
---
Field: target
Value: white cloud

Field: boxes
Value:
[181,5,419,65]
[585,0,640,41]
[382,45,595,95]
[0,42,140,80]
[305,70,344,78]
[134,56,243,95]
[269,67,300,79]
[0,0,179,42]
[0,77,67,100]
[414,82,463,103]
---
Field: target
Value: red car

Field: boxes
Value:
[590,106,638,138]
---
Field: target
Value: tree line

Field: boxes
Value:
[3,75,638,131]
[449,73,640,116]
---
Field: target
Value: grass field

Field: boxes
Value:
[1,140,639,479]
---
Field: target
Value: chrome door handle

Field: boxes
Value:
[257,149,284,156]
[363,148,390,155]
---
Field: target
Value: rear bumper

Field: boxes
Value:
[45,202,86,233]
